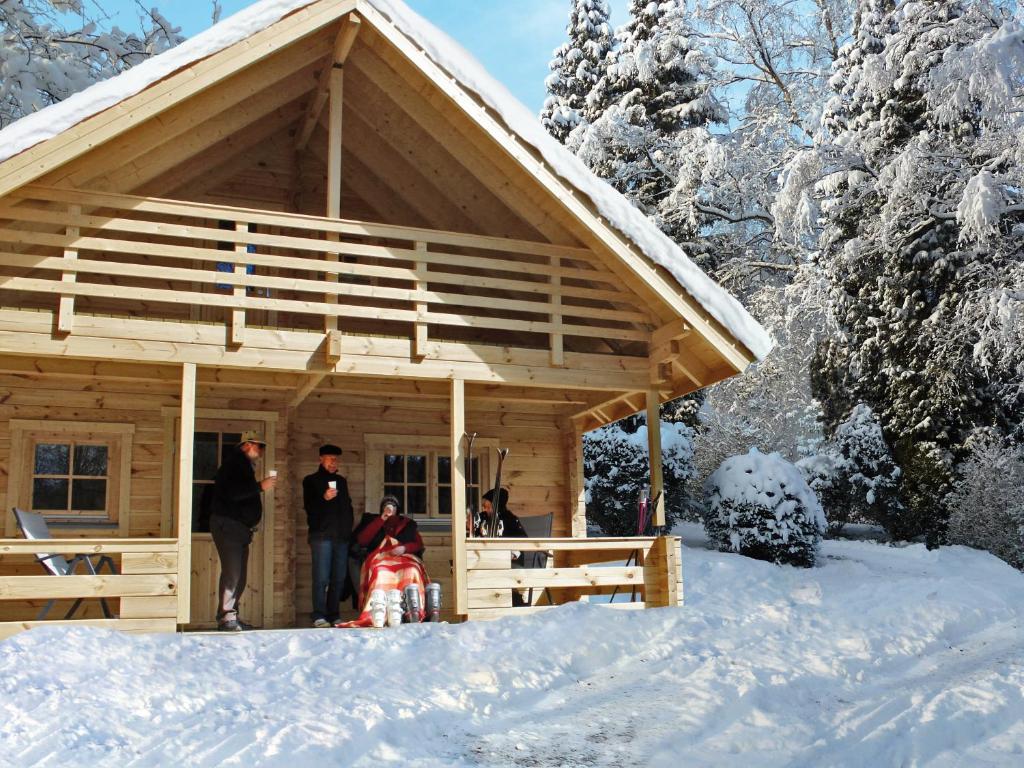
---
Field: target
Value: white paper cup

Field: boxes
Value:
[269,469,278,478]
[328,480,337,489]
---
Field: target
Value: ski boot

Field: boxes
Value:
[402,584,423,623]
[385,589,403,627]
[369,589,387,628]
[425,582,442,622]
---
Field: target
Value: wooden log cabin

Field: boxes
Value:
[0,0,770,636]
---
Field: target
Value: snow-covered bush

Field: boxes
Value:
[704,448,826,567]
[816,404,902,536]
[584,418,697,536]
[947,433,1024,570]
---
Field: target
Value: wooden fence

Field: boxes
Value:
[0,538,179,639]
[465,535,682,620]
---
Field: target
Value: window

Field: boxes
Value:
[366,435,492,520]
[191,431,242,532]
[9,420,133,529]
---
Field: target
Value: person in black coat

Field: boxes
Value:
[210,430,276,631]
[302,444,354,627]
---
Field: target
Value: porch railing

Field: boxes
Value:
[464,535,682,620]
[0,537,180,639]
[0,185,654,357]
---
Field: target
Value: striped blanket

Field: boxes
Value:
[337,536,428,627]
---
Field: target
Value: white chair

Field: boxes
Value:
[13,508,116,620]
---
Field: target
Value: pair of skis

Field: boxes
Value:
[463,431,508,538]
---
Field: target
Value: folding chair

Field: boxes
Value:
[13,508,117,620]
[517,512,554,606]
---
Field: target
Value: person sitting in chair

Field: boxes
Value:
[474,487,530,606]
[335,495,428,627]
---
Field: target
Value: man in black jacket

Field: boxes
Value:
[302,444,354,627]
[210,430,276,631]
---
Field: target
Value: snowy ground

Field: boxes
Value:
[2,526,1023,767]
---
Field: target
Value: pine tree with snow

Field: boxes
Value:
[778,0,1024,542]
[570,0,726,268]
[0,0,185,128]
[704,448,826,567]
[540,0,612,144]
[818,403,902,537]
[584,417,697,536]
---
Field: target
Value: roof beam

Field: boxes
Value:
[296,14,362,152]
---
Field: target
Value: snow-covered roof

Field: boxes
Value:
[0,0,773,362]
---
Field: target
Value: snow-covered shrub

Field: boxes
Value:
[815,404,903,536]
[947,433,1024,570]
[584,418,697,536]
[704,448,826,567]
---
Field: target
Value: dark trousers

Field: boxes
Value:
[310,538,349,622]
[210,514,253,624]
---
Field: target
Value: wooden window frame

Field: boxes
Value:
[6,419,134,534]
[364,434,496,521]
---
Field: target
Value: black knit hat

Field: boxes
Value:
[482,487,508,511]
[319,444,342,456]
[379,494,401,514]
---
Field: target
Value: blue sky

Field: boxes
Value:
[96,0,630,112]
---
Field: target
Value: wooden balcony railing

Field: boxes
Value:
[464,535,682,620]
[0,186,655,359]
[0,537,180,638]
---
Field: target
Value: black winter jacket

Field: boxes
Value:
[211,447,263,528]
[302,467,354,542]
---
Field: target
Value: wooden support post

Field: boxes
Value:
[324,57,345,334]
[176,362,196,625]
[550,255,564,367]
[55,203,80,336]
[450,378,467,617]
[295,14,362,152]
[565,418,587,538]
[230,222,247,347]
[414,241,428,358]
[646,388,665,528]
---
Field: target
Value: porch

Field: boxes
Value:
[0,188,687,636]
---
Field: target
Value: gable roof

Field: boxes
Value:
[0,0,772,364]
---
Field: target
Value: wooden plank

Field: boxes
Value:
[465,601,648,621]
[119,594,179,618]
[0,617,177,639]
[55,204,80,335]
[0,574,176,599]
[465,549,511,570]
[564,419,587,537]
[122,552,179,574]
[176,363,196,623]
[466,537,656,552]
[231,222,247,346]
[0,539,178,555]
[450,378,467,616]
[467,588,512,609]
[466,566,643,590]
[296,14,361,151]
[414,241,428,358]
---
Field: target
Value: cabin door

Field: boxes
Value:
[177,416,271,629]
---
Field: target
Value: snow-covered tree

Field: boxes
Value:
[704,448,826,566]
[816,403,902,536]
[776,0,1024,542]
[0,0,185,128]
[540,0,612,144]
[584,417,697,536]
[946,431,1024,570]
[570,0,726,267]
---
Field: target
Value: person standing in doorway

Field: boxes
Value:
[210,430,276,632]
[302,444,354,627]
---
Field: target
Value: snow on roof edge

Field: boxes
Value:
[0,0,773,363]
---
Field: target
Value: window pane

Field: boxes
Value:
[384,485,404,511]
[194,432,219,481]
[407,485,427,516]
[221,434,242,465]
[34,444,69,475]
[73,445,108,477]
[407,455,427,484]
[72,479,107,512]
[438,456,451,485]
[438,486,451,516]
[384,455,404,483]
[33,478,68,510]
